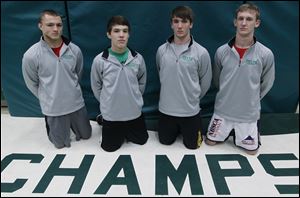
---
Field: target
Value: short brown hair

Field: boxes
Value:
[107,15,131,33]
[171,6,194,23]
[39,9,62,23]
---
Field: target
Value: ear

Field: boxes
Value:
[190,22,193,29]
[38,22,42,31]
[106,32,111,39]
[255,19,261,28]
[233,19,237,27]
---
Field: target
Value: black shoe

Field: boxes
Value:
[96,114,103,125]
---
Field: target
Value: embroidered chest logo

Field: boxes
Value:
[127,63,139,68]
[181,55,194,62]
[245,59,258,65]
[63,54,74,60]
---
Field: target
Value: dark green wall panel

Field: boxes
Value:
[1,1,299,132]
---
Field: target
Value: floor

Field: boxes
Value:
[1,108,299,197]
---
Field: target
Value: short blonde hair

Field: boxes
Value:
[235,3,260,20]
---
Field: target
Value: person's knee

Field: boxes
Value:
[54,144,65,149]
[158,132,177,145]
[159,137,175,145]
[183,139,199,149]
[81,132,91,139]
[184,143,198,150]
[80,127,92,139]
[48,134,68,148]
[127,130,149,145]
[52,142,70,149]
[134,135,149,145]
[101,143,122,152]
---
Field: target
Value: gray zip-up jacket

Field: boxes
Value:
[91,48,146,121]
[156,35,212,117]
[213,37,275,122]
[22,36,85,116]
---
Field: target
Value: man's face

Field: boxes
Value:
[234,10,260,37]
[107,25,129,51]
[171,17,193,39]
[38,14,63,41]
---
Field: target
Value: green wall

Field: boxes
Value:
[1,1,299,133]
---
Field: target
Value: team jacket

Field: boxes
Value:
[90,48,146,121]
[213,37,275,122]
[22,36,85,116]
[156,35,212,117]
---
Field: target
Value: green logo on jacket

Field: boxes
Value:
[181,55,194,62]
[245,59,258,65]
[63,54,74,59]
[127,63,139,68]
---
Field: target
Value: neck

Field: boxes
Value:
[235,34,254,48]
[174,34,191,45]
[44,36,63,48]
[111,46,127,54]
